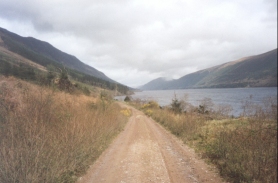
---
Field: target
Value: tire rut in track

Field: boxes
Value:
[78,104,225,183]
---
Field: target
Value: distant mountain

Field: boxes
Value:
[0,27,113,82]
[140,49,277,90]
[139,77,172,90]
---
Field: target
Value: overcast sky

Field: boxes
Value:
[0,0,277,87]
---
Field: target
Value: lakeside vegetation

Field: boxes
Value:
[0,76,129,183]
[128,94,277,183]
[2,26,276,183]
[1,45,276,182]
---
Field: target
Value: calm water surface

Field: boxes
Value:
[116,87,277,116]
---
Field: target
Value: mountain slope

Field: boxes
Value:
[0,27,130,94]
[0,27,112,82]
[140,49,277,90]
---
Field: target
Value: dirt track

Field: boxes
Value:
[78,104,224,183]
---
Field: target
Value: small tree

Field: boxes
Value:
[171,94,182,114]
[46,71,56,85]
[198,97,214,114]
[124,96,131,102]
[58,70,73,92]
[1,61,12,77]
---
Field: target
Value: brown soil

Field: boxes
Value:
[78,103,225,183]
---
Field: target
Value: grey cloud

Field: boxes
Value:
[0,0,276,87]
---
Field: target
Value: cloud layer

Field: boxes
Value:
[0,0,277,87]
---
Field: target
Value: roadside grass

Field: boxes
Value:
[0,76,128,183]
[120,108,132,117]
[130,97,277,183]
[200,118,277,183]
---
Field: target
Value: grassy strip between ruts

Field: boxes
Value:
[0,76,129,183]
[129,97,277,183]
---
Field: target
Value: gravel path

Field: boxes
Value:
[78,104,224,183]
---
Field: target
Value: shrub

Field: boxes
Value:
[58,71,74,92]
[0,77,128,183]
[132,95,277,183]
[120,108,132,117]
[124,95,131,102]
[171,94,183,114]
[82,86,91,96]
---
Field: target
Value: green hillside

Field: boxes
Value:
[140,49,277,90]
[0,27,129,94]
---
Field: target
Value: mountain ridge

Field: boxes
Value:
[140,49,277,90]
[0,27,130,94]
[0,27,113,82]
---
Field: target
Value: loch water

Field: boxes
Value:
[116,87,277,116]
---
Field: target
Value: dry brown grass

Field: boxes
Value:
[0,76,128,183]
[200,118,277,183]
[131,97,277,183]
